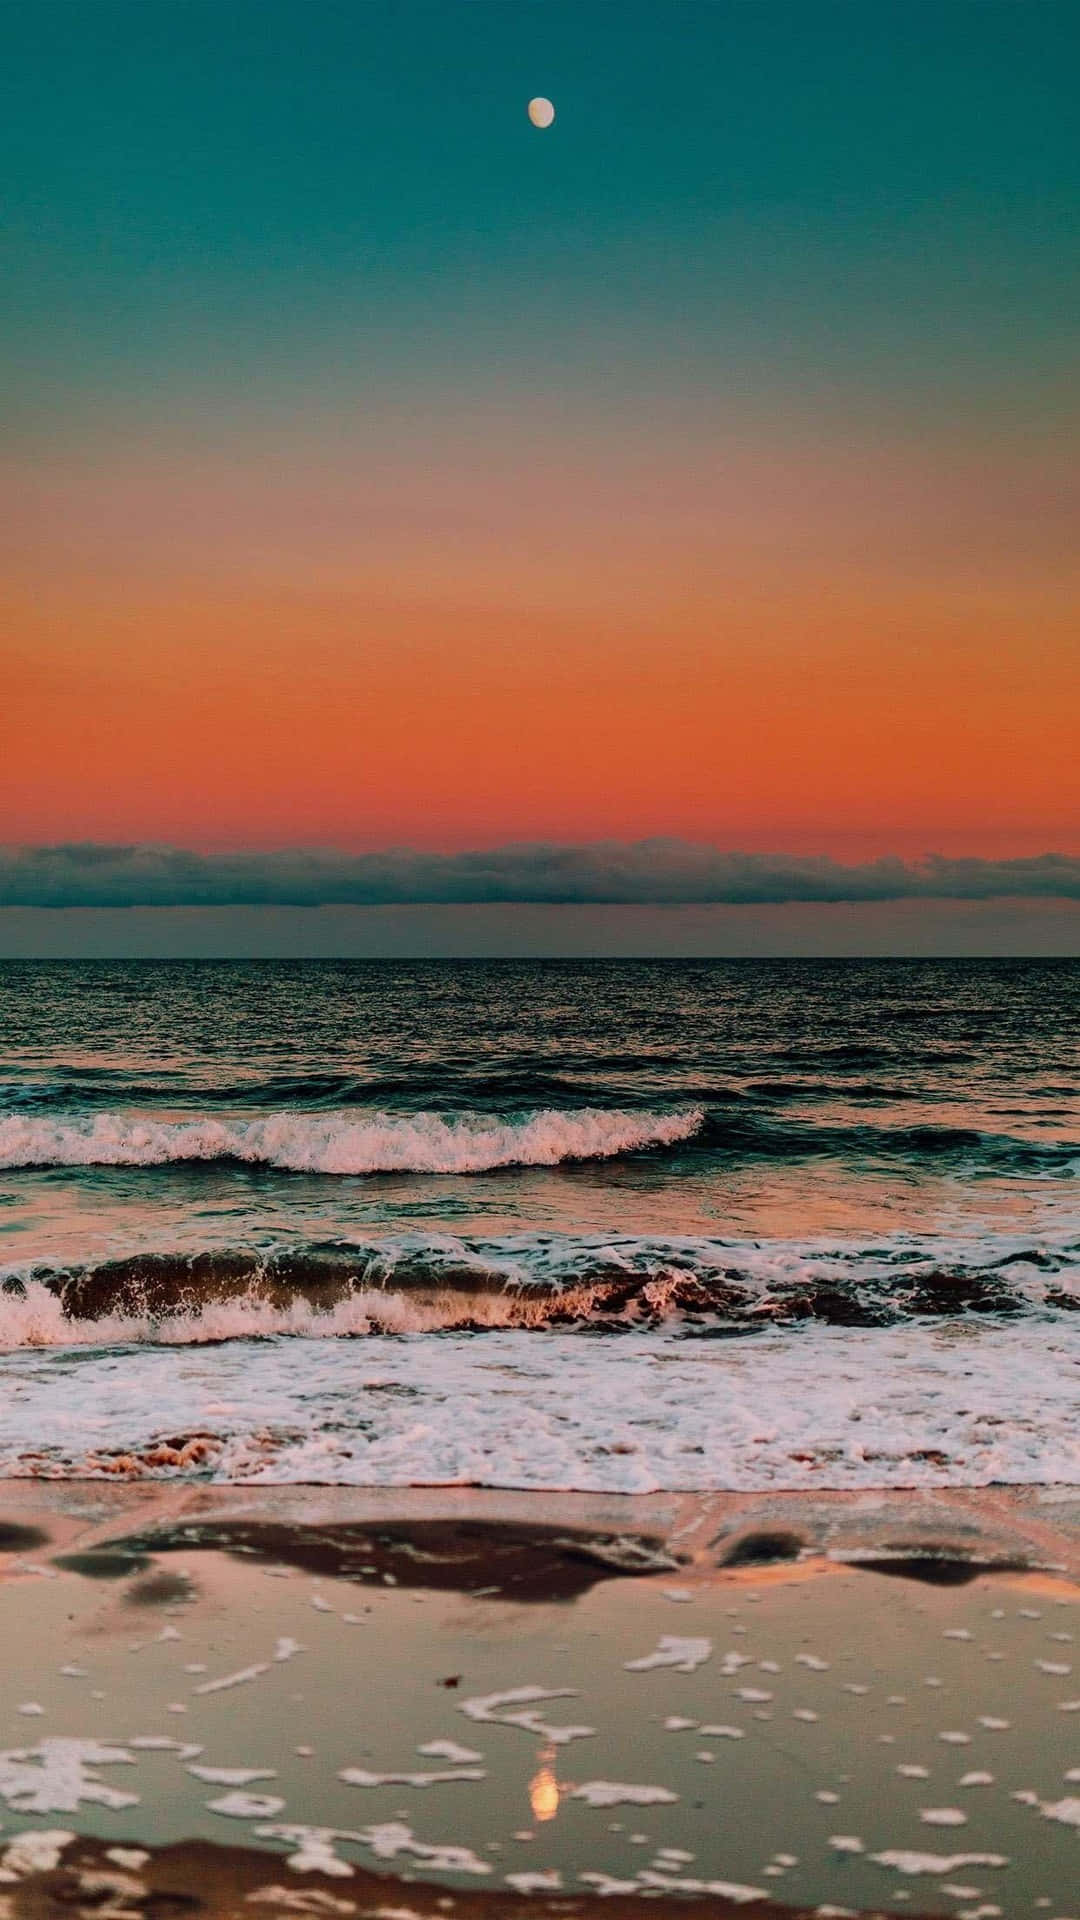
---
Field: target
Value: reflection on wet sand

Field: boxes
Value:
[530,1747,564,1823]
[0,1486,1077,1918]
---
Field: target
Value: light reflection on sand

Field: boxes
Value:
[529,1748,562,1823]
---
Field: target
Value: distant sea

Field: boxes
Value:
[0,958,1076,1490]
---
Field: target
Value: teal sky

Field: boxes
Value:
[4,0,1078,426]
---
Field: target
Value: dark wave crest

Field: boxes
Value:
[3,1231,1076,1346]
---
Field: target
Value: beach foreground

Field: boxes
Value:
[1,1485,1077,1920]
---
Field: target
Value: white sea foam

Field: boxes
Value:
[247,1885,354,1910]
[460,1686,594,1745]
[254,1826,356,1878]
[633,1871,766,1901]
[349,1820,491,1877]
[187,1766,278,1786]
[625,1637,712,1675]
[0,1105,703,1174]
[208,1790,285,1819]
[506,1870,563,1894]
[416,1741,482,1764]
[0,1831,75,1879]
[571,1781,679,1808]
[869,1851,1009,1875]
[0,1278,647,1352]
[1036,1795,1080,1826]
[0,1741,139,1816]
[193,1665,271,1695]
[1,1318,1076,1491]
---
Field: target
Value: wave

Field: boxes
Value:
[0,1068,928,1117]
[3,1229,1076,1348]
[0,1068,621,1113]
[2,1100,1074,1180]
[694,1112,1078,1175]
[0,1277,540,1349]
[0,1105,703,1174]
[6,1066,1061,1116]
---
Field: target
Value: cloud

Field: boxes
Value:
[1,842,1077,910]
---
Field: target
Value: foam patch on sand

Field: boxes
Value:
[0,1741,139,1815]
[254,1827,356,1879]
[1022,1794,1080,1827]
[572,1781,679,1808]
[580,1869,766,1902]
[415,1741,481,1764]
[247,1887,355,1912]
[505,1869,563,1894]
[350,1822,491,1878]
[0,1830,75,1881]
[625,1636,712,1674]
[209,1791,286,1819]
[195,1664,272,1694]
[460,1687,595,1745]
[869,1850,1009,1875]
[189,1767,278,1786]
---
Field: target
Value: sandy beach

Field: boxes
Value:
[1,1485,1077,1919]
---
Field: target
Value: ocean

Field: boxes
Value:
[0,957,1076,1490]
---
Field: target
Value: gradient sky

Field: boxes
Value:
[2,1,1078,951]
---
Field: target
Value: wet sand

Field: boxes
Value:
[1,1486,1078,1919]
[0,1831,932,1920]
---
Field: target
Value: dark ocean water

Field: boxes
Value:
[0,958,1076,1488]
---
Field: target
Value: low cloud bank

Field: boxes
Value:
[1,843,1077,909]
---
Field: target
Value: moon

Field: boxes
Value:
[527,96,555,129]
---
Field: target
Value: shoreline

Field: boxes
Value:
[3,1482,1079,1585]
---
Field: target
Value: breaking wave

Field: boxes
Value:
[2,1228,1076,1350]
[0,1277,529,1350]
[0,1105,703,1175]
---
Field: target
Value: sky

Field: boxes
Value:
[2,0,1077,954]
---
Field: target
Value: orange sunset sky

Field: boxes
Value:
[5,406,1077,857]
